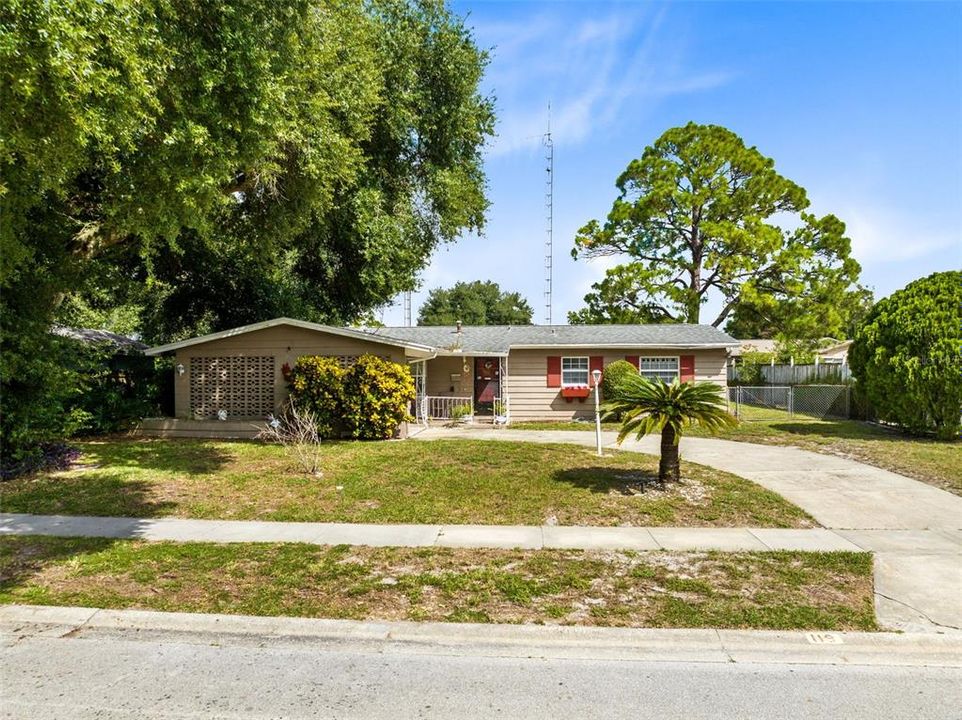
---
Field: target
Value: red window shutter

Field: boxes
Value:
[625,355,639,369]
[547,356,561,388]
[680,354,696,383]
[589,356,604,386]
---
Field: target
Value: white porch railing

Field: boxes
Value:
[422,396,474,420]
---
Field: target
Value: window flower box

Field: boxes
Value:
[560,386,591,401]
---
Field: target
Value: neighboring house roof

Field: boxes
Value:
[363,324,738,355]
[52,325,147,352]
[817,340,852,357]
[729,339,778,357]
[144,318,738,358]
[143,317,436,357]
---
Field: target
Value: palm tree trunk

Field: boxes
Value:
[659,425,680,483]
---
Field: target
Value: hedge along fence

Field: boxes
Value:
[285,354,416,440]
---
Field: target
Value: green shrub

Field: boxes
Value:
[340,355,416,439]
[450,403,473,421]
[849,271,962,439]
[730,349,774,386]
[286,356,345,438]
[599,360,638,420]
[1,333,162,473]
[601,360,637,401]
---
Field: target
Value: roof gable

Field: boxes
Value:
[144,318,434,356]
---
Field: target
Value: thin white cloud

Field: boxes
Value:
[480,6,733,158]
[842,205,958,264]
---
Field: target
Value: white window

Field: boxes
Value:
[561,356,590,386]
[639,356,679,384]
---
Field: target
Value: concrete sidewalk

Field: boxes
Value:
[2,512,908,552]
[4,512,960,632]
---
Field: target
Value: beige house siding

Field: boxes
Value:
[424,356,475,398]
[505,348,728,421]
[173,325,408,419]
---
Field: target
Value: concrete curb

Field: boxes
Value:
[3,604,960,668]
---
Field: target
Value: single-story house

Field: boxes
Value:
[142,318,737,437]
[728,339,778,362]
[728,338,852,366]
[816,340,852,365]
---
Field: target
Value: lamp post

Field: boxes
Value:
[592,368,603,456]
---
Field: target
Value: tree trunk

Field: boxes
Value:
[686,217,702,323]
[658,425,680,483]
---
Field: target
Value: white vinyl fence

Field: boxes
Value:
[728,385,850,421]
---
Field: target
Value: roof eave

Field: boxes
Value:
[431,349,509,357]
[506,343,738,350]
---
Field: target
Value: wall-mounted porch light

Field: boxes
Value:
[176,363,185,376]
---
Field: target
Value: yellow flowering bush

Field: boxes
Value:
[340,355,416,439]
[286,356,345,438]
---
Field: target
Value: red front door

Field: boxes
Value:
[474,357,500,407]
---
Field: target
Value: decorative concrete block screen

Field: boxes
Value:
[189,356,276,419]
[333,355,387,368]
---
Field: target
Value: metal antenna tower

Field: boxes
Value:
[403,291,412,327]
[543,104,553,326]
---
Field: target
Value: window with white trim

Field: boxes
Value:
[561,356,590,386]
[639,356,679,384]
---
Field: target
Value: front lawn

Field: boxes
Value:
[0,438,813,528]
[514,417,962,496]
[0,536,876,631]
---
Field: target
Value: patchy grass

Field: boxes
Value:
[0,438,814,528]
[515,417,962,496]
[0,536,876,631]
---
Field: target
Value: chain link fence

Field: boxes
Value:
[728,385,850,421]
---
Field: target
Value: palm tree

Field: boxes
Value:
[601,376,737,483]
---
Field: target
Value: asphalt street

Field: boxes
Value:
[3,626,960,719]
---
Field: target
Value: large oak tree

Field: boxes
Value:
[0,0,494,458]
[570,123,865,331]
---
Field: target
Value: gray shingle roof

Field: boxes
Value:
[365,324,737,355]
[52,325,147,352]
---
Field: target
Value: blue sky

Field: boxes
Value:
[380,1,962,326]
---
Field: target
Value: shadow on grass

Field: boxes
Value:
[0,475,179,518]
[765,421,948,444]
[552,466,663,495]
[0,535,120,595]
[74,437,236,476]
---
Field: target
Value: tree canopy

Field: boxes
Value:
[848,271,962,440]
[1,0,494,339]
[0,0,494,462]
[570,123,866,330]
[417,281,533,325]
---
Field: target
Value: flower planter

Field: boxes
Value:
[560,386,591,401]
